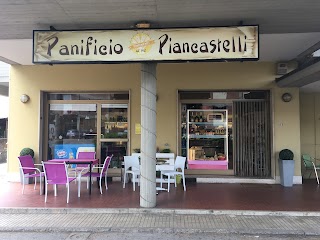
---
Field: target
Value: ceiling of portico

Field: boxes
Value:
[0,0,320,91]
[1,0,320,39]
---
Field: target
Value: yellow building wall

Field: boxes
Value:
[300,92,320,179]
[8,62,301,180]
[273,87,301,177]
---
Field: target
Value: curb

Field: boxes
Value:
[1,208,320,236]
[0,207,320,217]
[0,226,317,236]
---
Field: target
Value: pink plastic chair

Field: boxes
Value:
[72,151,96,171]
[77,151,96,161]
[70,151,96,181]
[18,155,44,195]
[42,161,77,203]
[78,155,113,196]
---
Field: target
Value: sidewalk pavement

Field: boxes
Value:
[0,208,320,236]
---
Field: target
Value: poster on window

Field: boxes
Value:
[54,144,95,159]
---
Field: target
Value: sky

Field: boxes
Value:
[0,96,8,119]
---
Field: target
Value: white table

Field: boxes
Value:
[132,153,175,191]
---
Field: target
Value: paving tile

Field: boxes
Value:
[0,179,320,212]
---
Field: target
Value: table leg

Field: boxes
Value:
[89,163,92,195]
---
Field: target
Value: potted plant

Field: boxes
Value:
[160,148,171,153]
[20,147,35,158]
[279,149,294,187]
[133,148,140,153]
[19,147,35,184]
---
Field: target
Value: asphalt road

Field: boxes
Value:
[0,232,319,240]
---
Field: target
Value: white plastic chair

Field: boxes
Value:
[123,155,140,191]
[160,156,186,192]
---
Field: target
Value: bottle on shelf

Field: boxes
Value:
[214,151,218,160]
[190,112,194,122]
[194,113,199,122]
[199,112,203,122]
[203,112,207,122]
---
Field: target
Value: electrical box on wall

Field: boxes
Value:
[276,62,288,75]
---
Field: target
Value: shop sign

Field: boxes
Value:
[33,26,258,63]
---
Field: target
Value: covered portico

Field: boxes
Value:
[0,1,320,208]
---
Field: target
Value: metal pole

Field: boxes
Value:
[140,62,157,208]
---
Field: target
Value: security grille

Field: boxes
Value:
[233,100,271,178]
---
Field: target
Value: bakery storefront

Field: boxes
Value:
[179,90,270,179]
[7,26,301,191]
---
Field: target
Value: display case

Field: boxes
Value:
[187,109,228,170]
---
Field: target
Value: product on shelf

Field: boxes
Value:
[187,109,228,169]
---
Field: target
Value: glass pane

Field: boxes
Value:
[0,119,6,138]
[48,93,129,100]
[181,102,233,170]
[101,142,127,168]
[180,91,268,100]
[0,119,7,163]
[101,104,128,139]
[181,104,187,157]
[48,104,97,160]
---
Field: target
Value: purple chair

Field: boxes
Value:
[77,151,96,160]
[70,152,96,179]
[18,155,44,195]
[71,152,96,184]
[78,155,113,196]
[42,161,77,203]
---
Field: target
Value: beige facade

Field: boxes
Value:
[7,62,301,182]
[300,93,320,166]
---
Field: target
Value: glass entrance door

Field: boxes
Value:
[46,92,130,165]
[100,103,128,170]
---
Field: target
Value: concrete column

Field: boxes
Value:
[140,62,157,208]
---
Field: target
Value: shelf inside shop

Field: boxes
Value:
[189,135,227,139]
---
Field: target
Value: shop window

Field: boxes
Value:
[48,93,129,100]
[46,93,129,171]
[101,104,128,139]
[180,91,268,100]
[181,103,233,170]
[101,142,127,169]
[48,104,97,160]
[179,90,270,177]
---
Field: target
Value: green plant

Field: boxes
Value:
[160,148,171,153]
[133,148,140,153]
[279,149,294,160]
[103,132,127,138]
[20,147,34,158]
